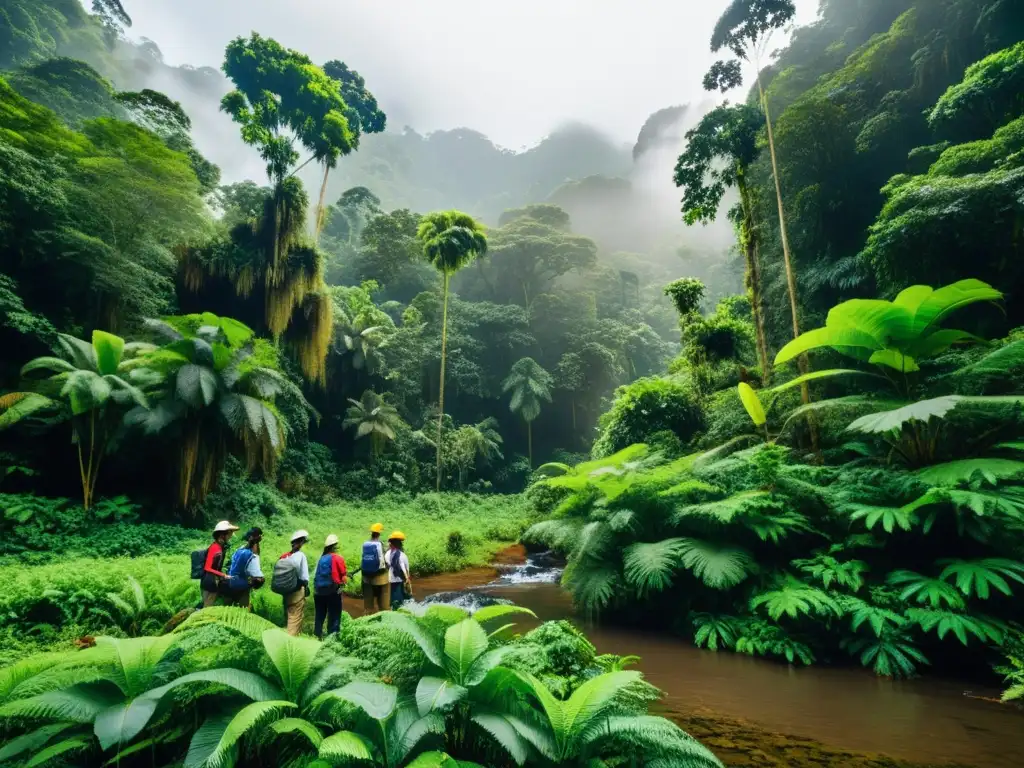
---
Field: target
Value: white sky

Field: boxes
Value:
[126,0,821,150]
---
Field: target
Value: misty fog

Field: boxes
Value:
[108,0,820,292]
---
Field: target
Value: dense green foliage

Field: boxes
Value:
[0,606,722,767]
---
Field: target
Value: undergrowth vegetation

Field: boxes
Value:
[0,605,722,767]
[526,280,1024,681]
[0,493,535,666]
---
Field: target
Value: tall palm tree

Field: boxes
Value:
[343,390,405,458]
[13,331,155,509]
[126,314,295,510]
[416,210,488,490]
[502,358,553,468]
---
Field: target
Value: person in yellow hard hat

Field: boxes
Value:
[361,523,390,614]
[386,531,412,610]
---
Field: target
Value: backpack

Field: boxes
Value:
[226,548,255,591]
[314,555,336,594]
[361,541,383,573]
[271,555,300,594]
[190,547,208,579]
[389,549,405,581]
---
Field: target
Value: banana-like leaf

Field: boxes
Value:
[774,326,880,365]
[471,605,536,624]
[0,682,123,723]
[261,629,321,702]
[847,396,962,434]
[0,392,55,429]
[415,676,467,716]
[270,717,323,748]
[331,680,397,721]
[20,357,77,376]
[444,619,489,684]
[768,369,885,395]
[318,730,375,763]
[378,613,444,666]
[899,279,1002,335]
[867,349,919,372]
[92,330,126,376]
[737,383,765,427]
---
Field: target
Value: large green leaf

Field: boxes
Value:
[172,606,278,639]
[867,349,919,372]
[736,383,765,427]
[623,539,688,596]
[774,326,881,365]
[92,330,126,376]
[23,735,92,768]
[333,680,397,721]
[20,356,77,376]
[0,682,124,723]
[94,697,159,750]
[0,722,80,761]
[261,629,320,701]
[938,558,1024,600]
[0,652,72,703]
[0,392,54,429]
[901,279,1002,336]
[319,731,375,764]
[471,605,537,624]
[470,712,529,765]
[847,396,962,434]
[675,538,755,589]
[176,363,218,408]
[768,369,885,394]
[415,676,468,716]
[443,620,489,684]
[917,458,1024,487]
[887,571,966,609]
[560,671,642,747]
[142,668,284,709]
[378,613,444,667]
[99,634,177,698]
[186,700,294,768]
[270,717,323,748]
[389,706,446,764]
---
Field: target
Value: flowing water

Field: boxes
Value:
[398,548,1024,768]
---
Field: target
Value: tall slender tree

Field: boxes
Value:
[315,62,387,241]
[674,103,771,382]
[703,2,808,388]
[503,357,553,467]
[416,211,488,489]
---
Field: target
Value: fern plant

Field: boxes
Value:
[841,632,929,679]
[749,577,843,621]
[690,613,740,651]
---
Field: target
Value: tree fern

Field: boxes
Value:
[793,555,868,592]
[623,539,689,596]
[690,613,739,651]
[906,608,1007,645]
[733,620,815,665]
[938,558,1024,599]
[845,502,918,533]
[750,577,842,620]
[840,597,906,637]
[842,632,929,679]
[674,538,756,589]
[886,570,966,609]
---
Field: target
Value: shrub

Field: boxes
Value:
[592,376,705,458]
[198,457,289,523]
[446,530,466,556]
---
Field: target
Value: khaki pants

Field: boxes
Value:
[363,582,390,614]
[201,590,219,608]
[284,589,306,636]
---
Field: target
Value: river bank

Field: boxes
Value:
[400,546,1022,768]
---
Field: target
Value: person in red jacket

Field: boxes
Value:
[313,534,347,638]
[201,520,239,608]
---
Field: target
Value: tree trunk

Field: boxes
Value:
[436,273,450,492]
[527,419,533,468]
[737,173,771,385]
[571,395,577,433]
[314,163,331,244]
[757,72,819,452]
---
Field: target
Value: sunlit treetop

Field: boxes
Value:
[416,210,488,275]
[221,34,355,181]
[711,0,797,58]
[322,60,387,138]
[498,203,572,231]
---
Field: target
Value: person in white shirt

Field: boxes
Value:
[386,531,412,609]
[279,530,310,635]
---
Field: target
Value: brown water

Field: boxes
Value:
[401,555,1024,768]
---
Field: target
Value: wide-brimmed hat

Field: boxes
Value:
[214,520,239,533]
[324,534,339,548]
[290,529,310,543]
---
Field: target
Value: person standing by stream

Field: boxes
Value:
[361,522,390,614]
[200,520,239,608]
[386,531,412,609]
[273,530,310,636]
[313,534,347,639]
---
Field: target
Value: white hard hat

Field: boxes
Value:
[214,520,239,533]
[324,534,339,548]
[290,529,310,543]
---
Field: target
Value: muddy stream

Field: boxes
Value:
[360,546,1023,768]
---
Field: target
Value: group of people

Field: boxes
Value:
[197,520,413,639]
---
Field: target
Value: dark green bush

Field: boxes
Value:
[446,530,466,556]
[592,376,705,458]
[198,457,289,523]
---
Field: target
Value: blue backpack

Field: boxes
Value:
[314,555,337,595]
[361,541,383,573]
[226,548,255,591]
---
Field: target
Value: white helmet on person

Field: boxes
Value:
[290,529,310,543]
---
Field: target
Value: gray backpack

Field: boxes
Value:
[271,556,300,594]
